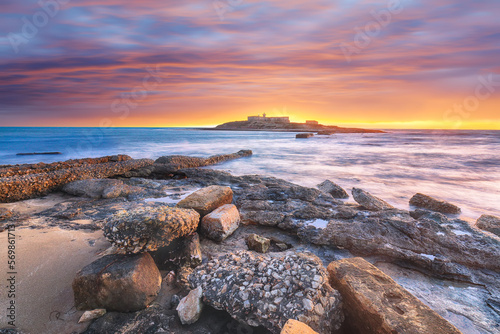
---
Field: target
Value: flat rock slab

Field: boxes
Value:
[103,203,200,253]
[328,257,462,334]
[476,214,500,237]
[177,185,233,216]
[188,250,343,334]
[201,204,240,241]
[72,253,161,312]
[63,179,136,199]
[352,188,394,211]
[409,193,461,214]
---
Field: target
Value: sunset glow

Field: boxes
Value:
[1,0,499,129]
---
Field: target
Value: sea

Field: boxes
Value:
[1,127,499,220]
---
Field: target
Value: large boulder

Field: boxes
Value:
[327,257,462,334]
[73,253,161,312]
[409,193,461,214]
[188,250,343,334]
[352,188,394,211]
[177,185,233,216]
[317,180,349,199]
[103,203,200,253]
[476,214,500,237]
[150,232,202,270]
[63,179,135,199]
[176,286,204,325]
[200,204,240,241]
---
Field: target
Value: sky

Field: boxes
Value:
[0,0,499,129]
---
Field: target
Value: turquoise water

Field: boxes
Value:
[1,127,499,219]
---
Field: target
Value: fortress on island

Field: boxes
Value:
[247,113,318,125]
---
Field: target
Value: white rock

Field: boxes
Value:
[177,286,204,325]
[78,309,106,323]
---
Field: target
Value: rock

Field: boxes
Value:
[0,207,13,221]
[327,257,462,334]
[81,304,175,334]
[103,203,200,253]
[476,215,500,237]
[177,286,204,325]
[170,295,181,309]
[155,150,252,166]
[201,204,240,241]
[188,250,343,334]
[72,253,161,312]
[247,233,271,253]
[317,180,349,199]
[352,188,394,211]
[63,179,132,199]
[150,232,202,270]
[78,309,107,323]
[177,185,233,216]
[409,193,461,214]
[0,156,153,203]
[281,319,318,334]
[296,133,314,139]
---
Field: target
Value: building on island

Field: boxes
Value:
[247,113,290,123]
[306,120,319,125]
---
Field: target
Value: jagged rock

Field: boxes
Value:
[201,204,240,241]
[177,286,204,325]
[0,156,153,203]
[155,150,252,166]
[301,209,500,283]
[150,233,202,270]
[103,203,200,253]
[72,253,161,312]
[78,309,107,323]
[476,215,500,237]
[409,193,461,214]
[352,188,394,211]
[317,180,349,199]
[0,208,13,221]
[177,185,233,216]
[81,304,175,334]
[327,257,462,334]
[63,179,136,199]
[246,233,271,253]
[281,319,318,334]
[188,250,343,334]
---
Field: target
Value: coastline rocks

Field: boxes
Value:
[177,185,233,216]
[247,234,271,253]
[409,193,461,214]
[352,188,394,211]
[188,250,343,334]
[0,156,154,203]
[72,253,161,312]
[62,179,136,199]
[150,233,202,270]
[281,319,318,334]
[201,204,240,241]
[103,203,200,253]
[327,257,462,334]
[317,180,349,199]
[0,208,13,221]
[176,286,204,325]
[296,133,314,139]
[476,214,500,237]
[155,150,252,166]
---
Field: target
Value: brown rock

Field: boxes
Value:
[281,319,319,334]
[296,133,315,139]
[327,257,462,334]
[177,185,233,216]
[0,207,13,221]
[201,204,240,241]
[317,180,349,199]
[176,286,204,325]
[73,253,161,312]
[246,233,271,253]
[352,188,394,211]
[409,193,461,214]
[476,214,500,236]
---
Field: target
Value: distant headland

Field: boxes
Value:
[202,114,385,133]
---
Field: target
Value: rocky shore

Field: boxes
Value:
[210,121,385,134]
[1,152,499,334]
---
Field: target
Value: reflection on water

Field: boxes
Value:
[1,128,499,219]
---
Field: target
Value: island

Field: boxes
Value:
[205,114,385,133]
